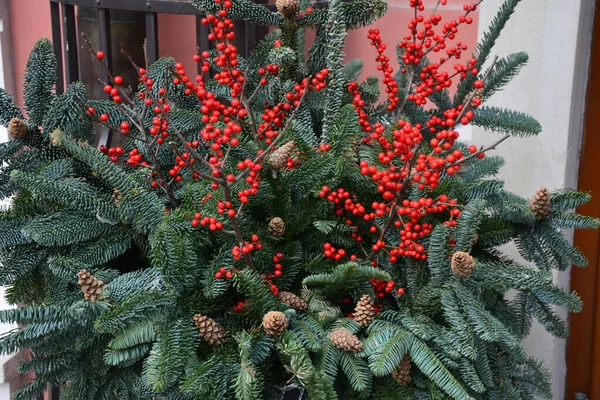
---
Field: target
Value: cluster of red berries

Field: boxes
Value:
[232,234,262,260]
[296,6,314,17]
[191,212,224,231]
[216,200,237,217]
[318,143,331,152]
[319,187,367,218]
[99,145,123,162]
[399,1,476,67]
[257,72,328,144]
[323,242,358,261]
[235,158,263,204]
[408,58,478,106]
[258,64,279,86]
[347,82,374,133]
[232,300,249,313]
[126,148,148,168]
[285,152,303,169]
[148,115,170,144]
[102,75,125,104]
[260,253,285,282]
[391,196,459,260]
[168,152,194,182]
[367,29,399,110]
[370,279,399,299]
[425,102,478,133]
[214,267,234,280]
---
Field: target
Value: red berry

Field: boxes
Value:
[114,76,123,85]
[96,51,105,60]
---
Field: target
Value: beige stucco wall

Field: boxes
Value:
[474,1,595,398]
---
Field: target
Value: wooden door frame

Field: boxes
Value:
[566,0,600,398]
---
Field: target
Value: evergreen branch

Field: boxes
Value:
[23,38,56,127]
[428,134,510,174]
[471,106,542,137]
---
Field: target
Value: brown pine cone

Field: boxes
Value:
[7,118,27,140]
[193,314,226,345]
[275,0,299,18]
[530,187,551,220]
[392,355,412,386]
[262,311,289,336]
[113,189,123,206]
[451,252,475,278]
[268,217,286,237]
[268,141,295,170]
[353,294,375,328]
[278,291,307,311]
[77,269,104,301]
[328,328,363,352]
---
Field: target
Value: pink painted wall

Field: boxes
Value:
[8,0,52,108]
[157,14,198,74]
[6,0,478,107]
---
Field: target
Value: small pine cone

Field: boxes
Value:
[262,311,289,336]
[278,291,307,311]
[530,187,551,220]
[353,295,375,328]
[268,217,286,237]
[472,233,479,245]
[268,141,295,170]
[328,328,363,352]
[275,0,299,18]
[76,269,104,301]
[392,355,412,386]
[7,118,27,140]
[113,189,123,206]
[193,314,226,345]
[451,252,475,278]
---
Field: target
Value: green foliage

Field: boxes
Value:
[0,1,593,399]
[471,106,542,137]
[454,0,522,104]
[298,0,387,30]
[481,52,528,101]
[321,0,347,142]
[23,38,57,127]
[191,0,281,25]
[43,82,94,143]
[0,88,23,126]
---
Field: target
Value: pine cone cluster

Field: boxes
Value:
[392,355,412,386]
[275,0,299,18]
[8,118,27,140]
[451,251,475,278]
[262,311,289,336]
[278,291,307,311]
[268,141,295,170]
[328,328,363,352]
[77,269,104,301]
[193,314,226,345]
[268,217,286,237]
[353,294,374,328]
[530,187,551,220]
